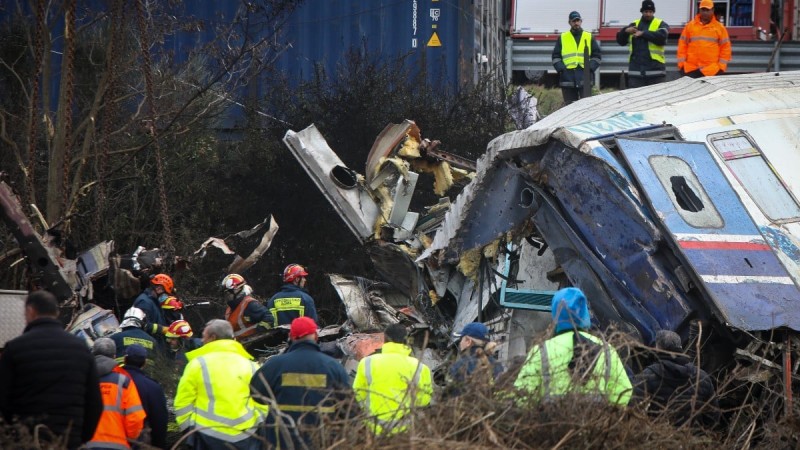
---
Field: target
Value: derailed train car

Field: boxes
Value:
[420,71,800,372]
[284,71,800,382]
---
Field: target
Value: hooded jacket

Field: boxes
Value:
[0,317,103,449]
[87,355,146,449]
[633,353,719,426]
[513,288,632,405]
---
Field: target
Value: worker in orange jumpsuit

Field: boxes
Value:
[677,0,731,77]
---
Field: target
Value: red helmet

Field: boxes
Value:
[282,264,308,283]
[221,273,246,293]
[161,296,184,310]
[151,274,174,294]
[165,320,193,338]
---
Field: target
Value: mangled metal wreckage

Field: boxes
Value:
[284,71,800,383]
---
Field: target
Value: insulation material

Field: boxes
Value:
[411,160,454,195]
[397,134,421,158]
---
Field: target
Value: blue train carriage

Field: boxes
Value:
[426,71,800,373]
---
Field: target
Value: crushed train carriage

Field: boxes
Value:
[284,71,800,381]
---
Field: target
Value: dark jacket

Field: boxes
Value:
[552,28,602,88]
[132,288,166,335]
[447,346,504,397]
[109,327,159,363]
[250,340,351,448]
[226,294,272,333]
[0,318,103,449]
[123,365,168,449]
[615,16,669,75]
[266,284,318,326]
[633,353,719,426]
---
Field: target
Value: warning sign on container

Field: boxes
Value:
[427,32,441,47]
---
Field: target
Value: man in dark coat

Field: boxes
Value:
[132,273,173,337]
[552,10,602,105]
[616,0,669,88]
[0,290,103,449]
[633,330,719,427]
[122,344,168,449]
[250,317,351,448]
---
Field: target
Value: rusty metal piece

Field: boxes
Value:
[0,181,72,301]
[422,142,477,172]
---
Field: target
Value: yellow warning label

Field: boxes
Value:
[427,32,441,47]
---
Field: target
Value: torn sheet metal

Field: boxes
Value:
[0,181,73,301]
[193,216,279,274]
[329,273,401,332]
[284,125,381,243]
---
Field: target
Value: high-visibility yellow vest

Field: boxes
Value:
[514,331,632,405]
[269,297,304,326]
[174,339,268,443]
[560,31,593,69]
[353,342,433,435]
[628,18,665,63]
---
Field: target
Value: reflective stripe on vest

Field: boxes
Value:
[560,31,592,69]
[85,442,131,449]
[269,297,305,327]
[177,356,261,442]
[539,331,612,399]
[228,296,259,338]
[363,357,424,429]
[628,18,665,63]
[278,404,336,413]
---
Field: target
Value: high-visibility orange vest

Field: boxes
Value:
[225,296,259,339]
[87,367,146,449]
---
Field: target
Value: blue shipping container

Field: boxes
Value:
[273,0,475,88]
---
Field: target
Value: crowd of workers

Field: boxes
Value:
[1,272,720,449]
[556,0,732,104]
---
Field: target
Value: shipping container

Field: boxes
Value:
[510,0,796,41]
[270,0,501,88]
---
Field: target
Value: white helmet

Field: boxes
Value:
[120,307,147,329]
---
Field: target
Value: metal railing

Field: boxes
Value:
[506,38,800,81]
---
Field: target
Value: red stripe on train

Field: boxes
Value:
[678,241,771,251]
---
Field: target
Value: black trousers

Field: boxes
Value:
[627,75,666,88]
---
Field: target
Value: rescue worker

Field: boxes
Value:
[266,264,318,327]
[616,0,669,87]
[353,324,433,435]
[0,290,103,450]
[132,273,174,337]
[174,319,266,449]
[109,307,159,364]
[552,11,602,105]
[633,330,720,427]
[121,344,168,449]
[161,295,185,324]
[164,319,201,372]
[677,0,732,77]
[513,287,632,405]
[222,273,272,339]
[250,317,351,448]
[446,322,504,397]
[88,338,146,449]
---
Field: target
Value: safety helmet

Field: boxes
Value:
[150,273,175,294]
[161,296,184,310]
[283,264,308,283]
[120,307,147,329]
[221,273,246,293]
[165,320,193,338]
